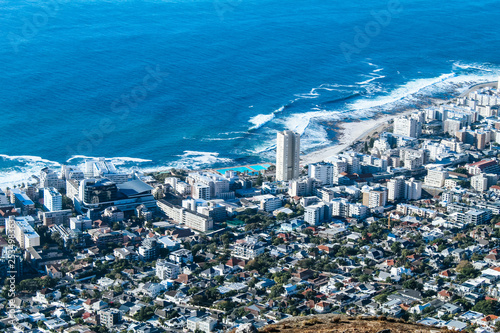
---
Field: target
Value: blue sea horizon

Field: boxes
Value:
[1,0,500,186]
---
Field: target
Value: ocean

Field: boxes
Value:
[1,0,500,186]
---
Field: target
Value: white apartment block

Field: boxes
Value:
[276,130,300,181]
[233,241,265,260]
[70,215,92,231]
[331,199,368,219]
[394,116,421,138]
[405,178,422,200]
[40,168,66,189]
[187,172,232,199]
[7,216,40,249]
[336,152,361,174]
[388,176,405,201]
[471,174,489,192]
[444,117,466,135]
[169,249,193,264]
[257,195,283,212]
[157,200,214,232]
[308,162,334,185]
[193,183,210,200]
[85,158,129,184]
[156,259,180,280]
[424,168,449,188]
[288,177,319,197]
[304,202,332,225]
[362,187,387,208]
[187,316,217,333]
[43,187,62,212]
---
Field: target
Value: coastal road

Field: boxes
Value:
[459,81,496,97]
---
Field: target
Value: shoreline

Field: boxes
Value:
[301,109,416,165]
[0,84,487,187]
[300,96,452,166]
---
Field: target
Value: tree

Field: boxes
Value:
[269,285,285,299]
[494,320,500,333]
[453,167,468,175]
[403,279,423,291]
[473,300,499,316]
[255,173,264,186]
[456,260,480,282]
[391,242,402,255]
[276,212,287,221]
[374,293,388,303]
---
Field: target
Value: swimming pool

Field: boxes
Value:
[216,163,272,174]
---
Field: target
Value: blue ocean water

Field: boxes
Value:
[1,0,500,186]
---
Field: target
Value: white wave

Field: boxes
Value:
[373,68,384,73]
[248,105,287,130]
[170,151,233,170]
[0,169,39,189]
[219,131,248,135]
[108,157,153,164]
[0,154,61,166]
[356,75,386,85]
[66,155,152,164]
[204,136,245,141]
[283,109,342,136]
[349,72,456,111]
[0,155,62,189]
[294,93,319,99]
[249,113,275,130]
[453,61,494,72]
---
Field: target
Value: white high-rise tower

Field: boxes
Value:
[276,130,300,181]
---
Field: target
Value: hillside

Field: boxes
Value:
[253,315,447,333]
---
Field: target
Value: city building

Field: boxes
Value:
[304,202,332,225]
[233,240,265,260]
[157,200,214,232]
[43,187,62,212]
[99,308,122,328]
[186,316,217,333]
[6,216,40,250]
[471,174,489,192]
[424,168,449,188]
[156,259,180,280]
[42,210,72,226]
[276,130,300,181]
[394,115,422,138]
[40,168,66,190]
[10,189,35,216]
[308,162,334,186]
[85,158,129,184]
[387,176,405,201]
[70,215,92,231]
[362,187,387,209]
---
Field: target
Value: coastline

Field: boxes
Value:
[301,109,417,165]
[300,96,454,166]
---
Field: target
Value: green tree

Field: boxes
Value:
[473,300,499,316]
[391,242,402,255]
[276,212,287,221]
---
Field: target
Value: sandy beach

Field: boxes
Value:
[301,109,417,165]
